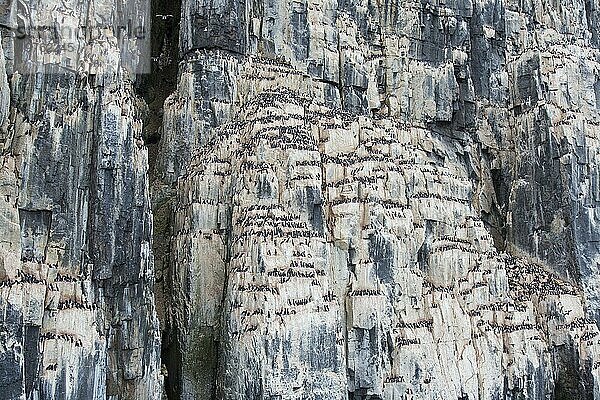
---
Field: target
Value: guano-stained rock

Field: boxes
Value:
[0,1,162,399]
[156,0,600,399]
[2,0,600,399]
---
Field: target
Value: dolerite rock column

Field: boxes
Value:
[156,0,600,399]
[0,1,161,399]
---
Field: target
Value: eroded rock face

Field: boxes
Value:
[156,0,600,399]
[2,0,600,399]
[0,1,161,399]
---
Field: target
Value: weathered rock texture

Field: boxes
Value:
[2,0,600,399]
[0,1,162,399]
[155,0,600,399]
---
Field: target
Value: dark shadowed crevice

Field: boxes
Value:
[136,0,181,160]
[482,163,509,252]
[553,341,590,400]
[134,0,182,399]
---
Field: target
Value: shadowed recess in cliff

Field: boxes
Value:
[134,0,182,398]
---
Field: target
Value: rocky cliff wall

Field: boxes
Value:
[156,0,600,399]
[0,1,161,399]
[1,0,600,399]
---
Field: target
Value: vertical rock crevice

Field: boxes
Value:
[134,0,183,398]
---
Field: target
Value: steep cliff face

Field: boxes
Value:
[155,0,600,399]
[0,1,161,399]
[2,0,600,399]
